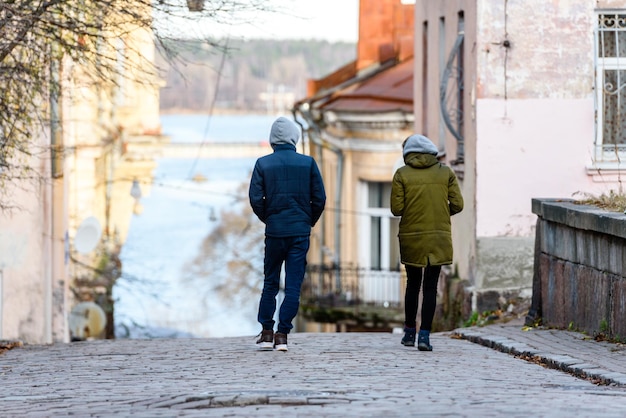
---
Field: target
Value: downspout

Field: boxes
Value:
[49,46,62,344]
[291,110,325,274]
[293,106,344,293]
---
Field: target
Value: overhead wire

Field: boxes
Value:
[129,175,390,218]
[185,36,231,181]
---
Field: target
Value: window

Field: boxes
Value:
[595,12,626,164]
[358,182,401,306]
[360,182,400,271]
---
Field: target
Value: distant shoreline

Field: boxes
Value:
[159,108,283,117]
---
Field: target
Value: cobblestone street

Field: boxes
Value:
[2,331,626,417]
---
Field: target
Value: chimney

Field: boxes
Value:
[357,0,414,71]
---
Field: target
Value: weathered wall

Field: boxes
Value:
[474,97,597,293]
[477,0,594,100]
[472,0,605,299]
[414,0,626,314]
[531,198,626,338]
[0,133,63,344]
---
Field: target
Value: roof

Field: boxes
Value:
[303,58,414,114]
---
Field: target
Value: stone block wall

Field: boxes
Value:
[530,199,626,339]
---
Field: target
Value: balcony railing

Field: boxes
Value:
[302,264,403,308]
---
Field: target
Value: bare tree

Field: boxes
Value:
[181,182,265,311]
[0,0,273,210]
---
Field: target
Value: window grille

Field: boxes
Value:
[595,12,626,163]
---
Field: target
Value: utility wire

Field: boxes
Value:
[185,36,231,180]
[105,173,391,218]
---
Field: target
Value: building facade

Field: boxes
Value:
[295,0,626,328]
[0,4,165,344]
[294,0,415,327]
[414,0,626,312]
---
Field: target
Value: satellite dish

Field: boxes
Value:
[69,301,107,341]
[74,216,102,254]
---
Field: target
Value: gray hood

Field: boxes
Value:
[270,117,300,147]
[402,134,438,158]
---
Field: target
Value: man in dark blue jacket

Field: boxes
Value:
[249,116,326,351]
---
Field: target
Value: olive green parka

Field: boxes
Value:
[391,152,464,267]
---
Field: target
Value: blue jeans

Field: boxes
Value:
[258,235,310,334]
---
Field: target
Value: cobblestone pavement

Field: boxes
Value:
[2,331,626,417]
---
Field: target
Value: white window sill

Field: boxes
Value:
[586,162,626,182]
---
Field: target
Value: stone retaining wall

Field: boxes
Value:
[529,198,626,339]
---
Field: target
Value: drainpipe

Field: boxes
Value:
[50,46,64,343]
[293,106,344,293]
[292,110,325,275]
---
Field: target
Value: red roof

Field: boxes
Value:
[311,58,413,114]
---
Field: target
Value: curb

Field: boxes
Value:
[452,330,626,387]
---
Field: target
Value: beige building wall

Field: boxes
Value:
[0,129,68,344]
[65,13,165,340]
[1,3,164,343]
[66,18,162,250]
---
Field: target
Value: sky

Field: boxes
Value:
[230,0,360,42]
[158,0,361,43]
[229,0,414,42]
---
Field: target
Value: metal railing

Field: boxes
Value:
[302,264,403,308]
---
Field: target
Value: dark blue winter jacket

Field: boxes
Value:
[249,131,326,238]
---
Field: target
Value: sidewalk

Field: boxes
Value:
[452,320,626,386]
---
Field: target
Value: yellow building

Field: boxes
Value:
[65,8,168,341]
[0,4,166,344]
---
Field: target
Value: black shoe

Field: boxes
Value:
[274,332,288,351]
[256,329,274,351]
[401,327,416,346]
[417,330,432,351]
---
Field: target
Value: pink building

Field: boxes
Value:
[414,0,626,312]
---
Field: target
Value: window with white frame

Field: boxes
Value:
[595,12,626,164]
[359,182,400,271]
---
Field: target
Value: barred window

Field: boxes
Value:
[595,12,626,162]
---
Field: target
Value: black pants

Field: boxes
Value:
[404,264,441,331]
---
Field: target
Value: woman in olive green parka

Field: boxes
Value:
[391,134,463,351]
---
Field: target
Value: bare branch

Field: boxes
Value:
[0,0,277,209]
